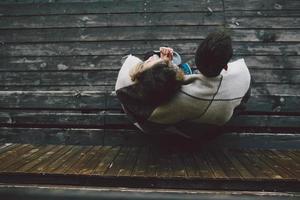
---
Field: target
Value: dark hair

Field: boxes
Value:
[195,31,233,77]
[136,62,182,105]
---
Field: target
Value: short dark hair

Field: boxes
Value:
[195,31,233,77]
[136,62,182,105]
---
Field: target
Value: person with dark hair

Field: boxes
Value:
[146,31,251,138]
[115,47,185,133]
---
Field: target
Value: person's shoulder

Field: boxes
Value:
[121,54,142,65]
[228,58,247,69]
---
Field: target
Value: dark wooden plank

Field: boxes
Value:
[1,41,298,57]
[226,17,300,28]
[0,71,118,86]
[222,148,254,179]
[256,149,297,180]
[243,149,284,179]
[0,143,18,154]
[0,144,27,161]
[69,146,103,174]
[1,111,300,129]
[1,55,299,72]
[229,149,269,179]
[105,146,131,176]
[132,146,149,177]
[227,115,300,128]
[193,151,215,178]
[286,151,300,163]
[118,146,140,176]
[53,145,92,174]
[0,144,34,170]
[210,150,242,179]
[181,151,200,177]
[0,13,224,29]
[0,145,39,171]
[268,150,300,178]
[2,92,298,113]
[156,147,173,178]
[0,110,107,127]
[0,83,297,95]
[2,28,299,43]
[78,146,109,174]
[0,55,123,71]
[225,10,300,17]
[37,145,80,173]
[201,150,228,179]
[0,0,223,16]
[145,146,158,177]
[224,0,300,10]
[48,145,84,173]
[0,91,108,109]
[7,145,55,172]
[0,70,299,87]
[17,145,65,172]
[169,150,187,178]
[29,145,73,173]
[92,145,120,175]
[213,133,300,150]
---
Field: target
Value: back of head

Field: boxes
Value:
[195,31,233,77]
[132,62,183,105]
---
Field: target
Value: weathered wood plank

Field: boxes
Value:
[92,145,120,175]
[1,41,298,57]
[229,149,269,179]
[221,148,254,179]
[0,69,299,87]
[201,150,228,179]
[224,0,300,10]
[225,10,300,17]
[0,13,224,29]
[17,145,65,172]
[169,151,187,177]
[3,27,299,43]
[0,144,37,171]
[255,149,297,180]
[226,17,300,28]
[1,91,299,113]
[118,146,140,176]
[0,55,299,72]
[0,91,109,109]
[132,146,149,177]
[0,1,223,16]
[242,149,284,179]
[0,55,123,71]
[268,150,300,178]
[43,145,82,173]
[145,146,158,177]
[1,111,300,128]
[52,145,92,174]
[0,128,299,149]
[0,144,25,160]
[210,150,242,179]
[29,145,72,173]
[8,145,55,172]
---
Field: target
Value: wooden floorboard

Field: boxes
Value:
[0,143,299,191]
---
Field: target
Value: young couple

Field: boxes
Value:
[115,31,251,139]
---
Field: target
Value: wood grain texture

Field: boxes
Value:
[0,0,223,16]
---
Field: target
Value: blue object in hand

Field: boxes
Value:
[179,63,192,75]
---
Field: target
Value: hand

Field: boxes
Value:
[160,47,173,61]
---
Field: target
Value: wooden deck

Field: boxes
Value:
[0,143,299,191]
[0,0,299,197]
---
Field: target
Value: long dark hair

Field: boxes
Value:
[133,62,183,105]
